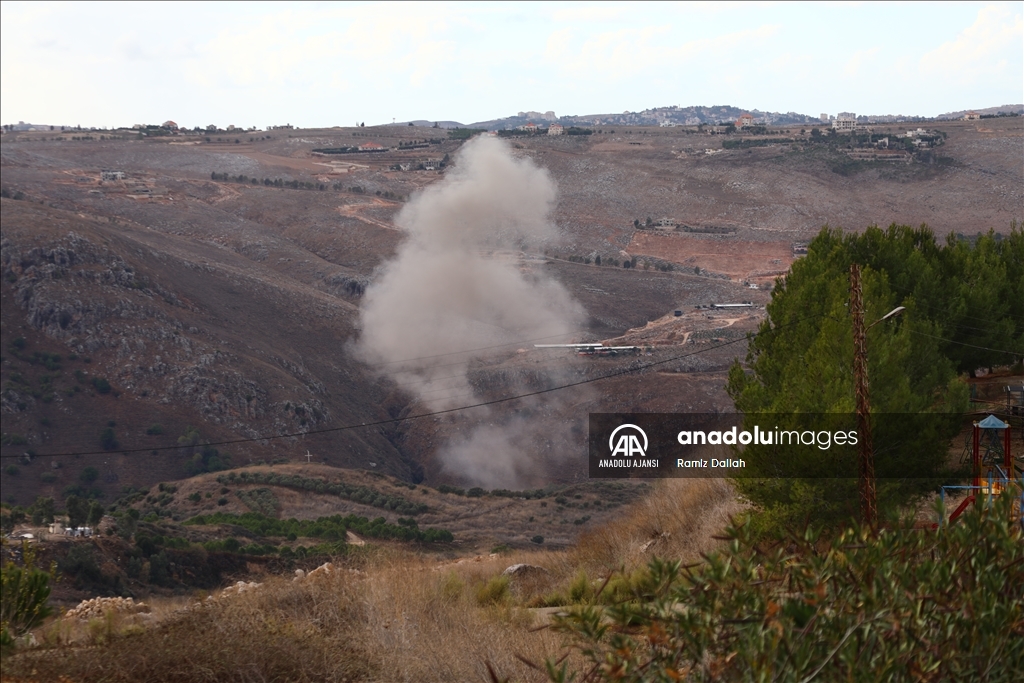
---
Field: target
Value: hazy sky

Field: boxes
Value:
[2,1,1021,129]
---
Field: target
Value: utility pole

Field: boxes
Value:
[850,263,876,527]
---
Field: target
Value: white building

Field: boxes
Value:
[547,123,564,135]
[832,112,857,131]
[517,111,557,121]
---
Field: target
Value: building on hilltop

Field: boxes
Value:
[518,111,557,121]
[963,111,981,120]
[357,141,386,152]
[735,113,755,129]
[547,123,564,135]
[100,170,126,181]
[832,112,857,131]
[162,120,178,130]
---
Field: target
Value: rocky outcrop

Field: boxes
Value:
[64,596,150,620]
[502,563,553,598]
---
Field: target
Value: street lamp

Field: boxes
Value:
[850,264,905,527]
[869,306,905,329]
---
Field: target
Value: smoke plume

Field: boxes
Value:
[356,136,585,486]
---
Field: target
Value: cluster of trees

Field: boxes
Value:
[178,427,230,476]
[186,511,453,544]
[560,252,678,272]
[447,128,486,140]
[728,224,1023,532]
[209,172,404,198]
[215,470,428,516]
[0,495,104,534]
[396,138,442,147]
[436,484,549,499]
[497,126,594,137]
[210,172,327,190]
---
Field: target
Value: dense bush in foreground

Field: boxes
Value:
[548,493,1023,682]
[1,541,55,649]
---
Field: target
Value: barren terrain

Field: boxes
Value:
[2,118,1021,509]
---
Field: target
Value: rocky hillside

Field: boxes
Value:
[1,117,1020,504]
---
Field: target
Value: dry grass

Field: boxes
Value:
[3,479,743,682]
[564,478,747,577]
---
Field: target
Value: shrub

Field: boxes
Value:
[80,466,99,483]
[27,497,55,525]
[57,543,103,584]
[87,501,104,526]
[185,510,452,544]
[475,575,510,606]
[113,510,138,539]
[146,424,164,435]
[91,378,112,394]
[65,495,89,528]
[549,492,1024,682]
[4,465,19,477]
[1,541,55,647]
[99,428,118,450]
[236,488,279,517]
[531,535,544,544]
[567,571,593,604]
[213,470,427,515]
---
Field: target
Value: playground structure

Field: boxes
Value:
[939,414,1024,529]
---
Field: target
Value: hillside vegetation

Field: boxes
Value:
[1,478,742,682]
[3,484,1020,682]
[728,224,1023,531]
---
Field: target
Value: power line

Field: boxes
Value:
[1,333,759,460]
[17,313,1012,463]
[906,330,1020,355]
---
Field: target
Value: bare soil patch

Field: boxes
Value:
[628,231,794,280]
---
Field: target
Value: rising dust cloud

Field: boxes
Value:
[356,136,586,487]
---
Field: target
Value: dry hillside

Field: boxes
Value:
[1,118,1021,506]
